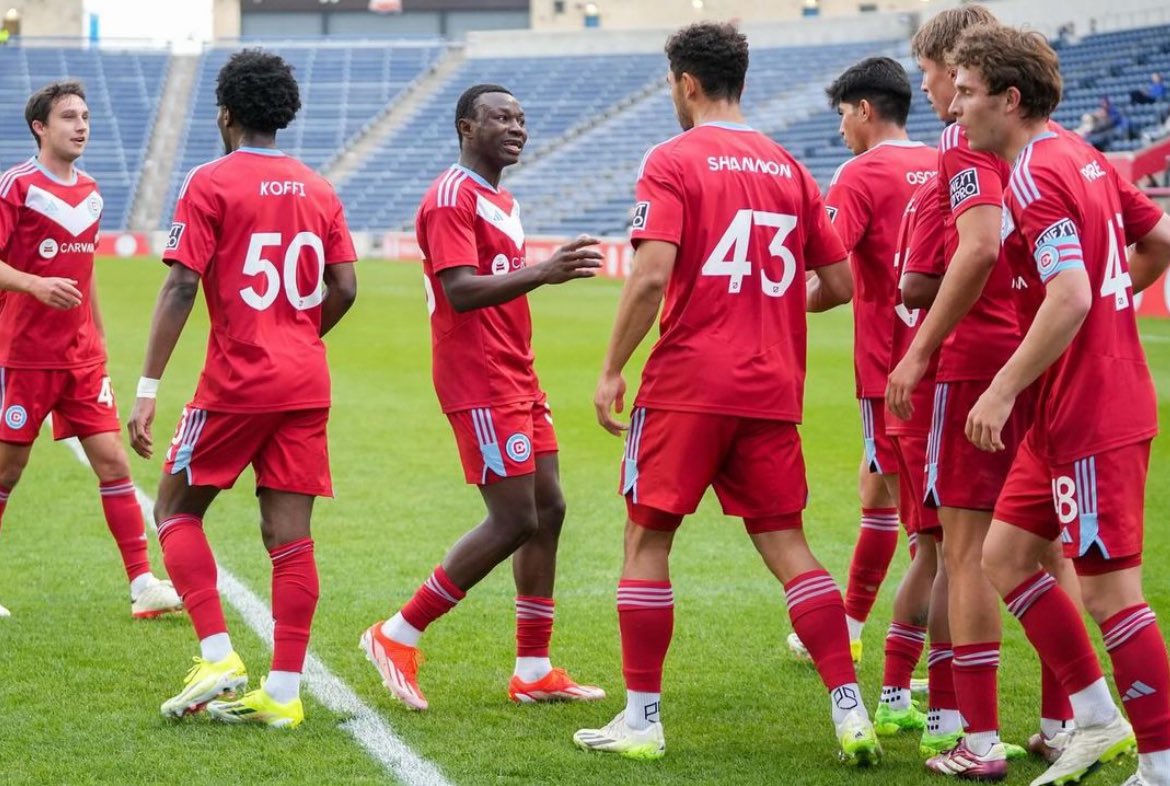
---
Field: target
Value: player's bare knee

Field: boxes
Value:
[536,496,566,534]
[0,462,24,490]
[90,453,131,483]
[497,507,540,546]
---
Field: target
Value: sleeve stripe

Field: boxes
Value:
[439,171,467,208]
[0,161,37,199]
[1009,144,1042,207]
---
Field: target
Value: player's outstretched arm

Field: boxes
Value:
[320,262,357,337]
[438,235,602,313]
[594,240,676,436]
[966,268,1091,453]
[127,263,200,459]
[901,272,942,310]
[887,204,1000,420]
[806,259,853,312]
[0,258,82,309]
[1129,213,1170,294]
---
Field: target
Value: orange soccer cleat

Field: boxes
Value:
[360,622,428,711]
[508,667,606,704]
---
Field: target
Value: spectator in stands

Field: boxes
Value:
[1131,72,1166,104]
[1075,111,1096,138]
[1088,96,1131,150]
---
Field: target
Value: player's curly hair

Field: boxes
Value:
[25,80,86,148]
[826,57,913,125]
[215,49,301,134]
[454,83,513,147]
[950,24,1063,120]
[665,22,749,102]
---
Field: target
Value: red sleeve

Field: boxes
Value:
[325,194,357,265]
[420,191,478,273]
[903,196,946,276]
[1116,174,1165,244]
[162,169,220,275]
[803,171,847,269]
[824,166,869,253]
[629,143,683,247]
[1014,177,1086,286]
[0,184,18,262]
[941,143,1003,218]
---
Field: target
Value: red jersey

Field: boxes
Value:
[1001,132,1161,464]
[0,159,105,369]
[888,177,946,436]
[629,122,846,422]
[163,148,356,414]
[825,140,937,398]
[936,124,1023,382]
[416,164,539,414]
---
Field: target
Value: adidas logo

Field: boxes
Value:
[1123,681,1157,701]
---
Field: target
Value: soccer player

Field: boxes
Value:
[950,24,1170,786]
[127,50,358,729]
[575,22,879,764]
[788,58,937,738]
[0,81,181,620]
[359,83,605,710]
[887,6,1075,775]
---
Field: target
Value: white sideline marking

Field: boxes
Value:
[63,437,453,786]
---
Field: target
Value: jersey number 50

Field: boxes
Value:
[240,231,326,311]
[702,210,798,297]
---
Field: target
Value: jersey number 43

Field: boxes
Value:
[702,210,798,298]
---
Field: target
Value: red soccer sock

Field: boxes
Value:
[1102,604,1170,753]
[515,596,555,658]
[883,622,927,690]
[1042,662,1074,724]
[269,538,318,674]
[99,478,151,582]
[786,570,857,691]
[953,643,1001,733]
[844,507,899,623]
[1005,571,1103,694]
[928,641,959,711]
[617,580,674,692]
[158,515,225,639]
[400,565,465,632]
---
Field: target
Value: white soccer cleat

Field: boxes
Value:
[1030,713,1135,786]
[0,602,9,618]
[837,710,883,766]
[573,711,665,760]
[132,577,184,620]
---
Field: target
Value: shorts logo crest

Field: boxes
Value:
[505,433,532,462]
[4,404,28,430]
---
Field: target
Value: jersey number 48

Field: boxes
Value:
[702,210,798,298]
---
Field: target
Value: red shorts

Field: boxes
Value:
[995,431,1149,564]
[890,433,941,536]
[620,407,806,533]
[0,363,120,444]
[860,398,897,475]
[924,380,1033,511]
[162,406,333,497]
[447,396,557,485]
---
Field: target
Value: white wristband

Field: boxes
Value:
[136,377,160,399]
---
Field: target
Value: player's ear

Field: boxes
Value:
[681,71,700,100]
[1005,86,1022,115]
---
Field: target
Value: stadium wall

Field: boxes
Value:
[529,0,930,30]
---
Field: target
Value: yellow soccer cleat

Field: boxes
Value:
[787,633,863,665]
[160,652,248,718]
[207,679,304,729]
[574,711,665,760]
[838,710,883,766]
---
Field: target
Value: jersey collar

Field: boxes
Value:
[1013,130,1058,171]
[236,146,286,157]
[699,121,754,132]
[31,156,78,186]
[451,163,499,193]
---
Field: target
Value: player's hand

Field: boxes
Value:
[886,351,927,421]
[541,235,603,284]
[27,276,83,309]
[594,371,628,436]
[127,398,156,459]
[965,386,1013,453]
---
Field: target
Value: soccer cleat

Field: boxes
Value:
[875,701,927,736]
[1029,714,1136,786]
[787,632,863,665]
[837,710,883,766]
[0,602,9,618]
[360,622,427,711]
[573,711,665,760]
[160,651,248,718]
[925,739,1009,780]
[1005,742,1028,761]
[921,729,964,758]
[911,677,930,701]
[1028,730,1074,764]
[207,679,304,729]
[508,667,606,703]
[132,577,183,620]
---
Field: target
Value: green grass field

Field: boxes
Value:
[0,257,1166,785]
